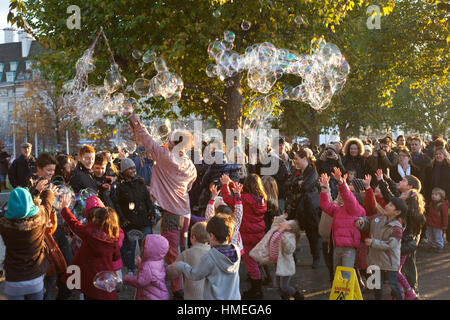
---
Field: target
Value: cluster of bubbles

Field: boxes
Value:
[62,48,130,130]
[52,184,76,212]
[131,50,184,104]
[206,35,350,111]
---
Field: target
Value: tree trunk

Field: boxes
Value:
[221,73,243,135]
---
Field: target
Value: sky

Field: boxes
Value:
[0,0,15,43]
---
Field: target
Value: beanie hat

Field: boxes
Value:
[120,158,136,173]
[390,197,408,216]
[325,144,337,153]
[5,188,39,219]
[85,195,105,214]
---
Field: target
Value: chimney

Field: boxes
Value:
[18,30,33,58]
[3,28,15,43]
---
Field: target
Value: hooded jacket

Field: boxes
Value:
[60,207,121,300]
[123,234,170,300]
[175,243,241,300]
[356,213,403,271]
[220,182,267,246]
[320,182,366,248]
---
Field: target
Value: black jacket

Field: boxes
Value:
[424,161,450,203]
[113,175,156,231]
[94,175,115,209]
[390,164,423,184]
[0,151,11,175]
[8,154,36,188]
[69,162,98,194]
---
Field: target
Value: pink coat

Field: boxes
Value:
[320,182,366,248]
[123,234,170,300]
[131,114,197,216]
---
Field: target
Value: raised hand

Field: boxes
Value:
[318,173,330,188]
[231,182,243,194]
[375,169,384,181]
[383,168,391,180]
[363,174,372,189]
[36,179,49,192]
[210,184,219,199]
[219,174,230,186]
[330,167,344,185]
[60,193,72,209]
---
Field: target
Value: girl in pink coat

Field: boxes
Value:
[318,168,366,273]
[123,234,170,300]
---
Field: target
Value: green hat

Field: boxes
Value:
[5,188,40,219]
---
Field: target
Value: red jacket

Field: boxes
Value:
[61,207,121,300]
[221,182,267,247]
[426,200,449,229]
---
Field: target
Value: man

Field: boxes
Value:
[316,144,345,199]
[374,136,399,173]
[409,136,431,175]
[130,113,197,300]
[333,141,344,159]
[8,142,36,188]
[0,146,11,192]
[69,145,97,194]
[113,158,155,275]
[92,153,115,208]
[55,144,67,156]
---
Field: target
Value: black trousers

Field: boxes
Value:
[322,241,334,281]
[401,251,419,293]
[304,223,322,261]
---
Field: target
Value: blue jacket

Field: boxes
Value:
[131,152,153,186]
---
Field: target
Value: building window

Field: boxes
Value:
[0,72,3,82]
[26,60,32,71]
[9,62,18,72]
[6,72,16,82]
[0,63,4,72]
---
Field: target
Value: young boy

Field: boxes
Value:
[355,197,407,300]
[172,214,241,300]
[166,222,210,300]
[69,145,97,194]
[92,153,115,208]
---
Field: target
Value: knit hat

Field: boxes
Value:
[120,158,136,173]
[5,188,39,219]
[325,144,337,153]
[390,197,408,216]
[85,195,105,214]
[364,145,372,153]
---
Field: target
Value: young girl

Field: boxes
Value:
[355,197,406,300]
[261,176,282,233]
[220,173,267,299]
[318,168,366,272]
[123,234,170,300]
[59,194,121,300]
[426,188,448,253]
[269,215,304,300]
[375,169,425,300]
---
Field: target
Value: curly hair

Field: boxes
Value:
[342,137,365,157]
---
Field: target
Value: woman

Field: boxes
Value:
[393,135,407,153]
[0,188,54,300]
[390,147,423,183]
[286,148,322,269]
[54,154,74,183]
[342,138,367,179]
[424,147,450,203]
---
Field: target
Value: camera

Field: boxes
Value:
[326,150,334,157]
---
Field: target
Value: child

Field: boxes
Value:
[0,188,52,300]
[220,173,267,299]
[375,169,425,299]
[355,196,407,300]
[268,215,304,300]
[123,234,170,300]
[166,222,210,300]
[261,176,282,233]
[172,214,241,300]
[92,153,115,208]
[426,188,448,253]
[206,182,243,254]
[59,194,121,300]
[318,168,366,272]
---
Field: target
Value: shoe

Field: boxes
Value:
[312,258,320,269]
[293,291,305,300]
[405,289,417,300]
[242,279,264,300]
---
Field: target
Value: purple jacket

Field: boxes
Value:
[320,182,366,248]
[123,234,170,300]
[131,114,197,216]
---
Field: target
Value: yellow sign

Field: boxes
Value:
[329,266,363,300]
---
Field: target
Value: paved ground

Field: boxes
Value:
[1,226,449,300]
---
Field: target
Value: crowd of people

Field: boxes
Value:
[0,117,449,300]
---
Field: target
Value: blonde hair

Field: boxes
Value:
[191,221,210,244]
[432,187,446,201]
[262,176,278,212]
[433,147,450,166]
